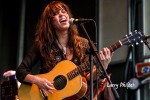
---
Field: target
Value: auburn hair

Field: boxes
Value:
[35,1,86,68]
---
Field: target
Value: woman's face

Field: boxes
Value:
[51,8,70,32]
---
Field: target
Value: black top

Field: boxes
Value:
[16,37,90,83]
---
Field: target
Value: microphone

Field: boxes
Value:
[69,18,93,25]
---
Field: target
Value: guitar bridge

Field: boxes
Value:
[40,89,48,100]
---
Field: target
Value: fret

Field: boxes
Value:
[71,71,76,79]
[67,62,89,80]
[78,65,84,73]
[67,72,72,80]
[108,41,122,52]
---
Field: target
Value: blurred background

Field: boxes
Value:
[0,0,150,100]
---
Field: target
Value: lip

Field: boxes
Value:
[59,16,68,22]
[60,19,67,22]
[60,17,67,21]
[59,19,68,24]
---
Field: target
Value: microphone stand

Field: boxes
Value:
[144,39,150,50]
[79,23,120,100]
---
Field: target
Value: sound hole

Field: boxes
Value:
[53,75,67,90]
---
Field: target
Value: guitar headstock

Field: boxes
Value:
[121,30,146,46]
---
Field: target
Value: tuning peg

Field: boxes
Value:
[131,44,134,47]
[129,32,132,35]
[136,42,139,45]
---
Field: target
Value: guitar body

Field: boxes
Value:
[93,74,111,100]
[18,60,87,100]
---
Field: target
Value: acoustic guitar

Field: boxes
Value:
[18,30,145,100]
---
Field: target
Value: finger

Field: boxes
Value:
[45,83,51,90]
[46,81,54,86]
[46,81,55,90]
[106,48,110,56]
[45,83,55,90]
[105,48,110,59]
[44,83,54,94]
[106,48,113,57]
[103,48,111,59]
[99,51,105,60]
[103,48,109,56]
[47,90,54,94]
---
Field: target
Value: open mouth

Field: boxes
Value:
[60,19,67,23]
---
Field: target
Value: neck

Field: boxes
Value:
[56,30,69,47]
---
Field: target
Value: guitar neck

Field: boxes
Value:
[108,40,123,53]
[67,62,90,80]
[67,40,123,80]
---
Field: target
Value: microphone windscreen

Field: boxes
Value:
[69,18,75,25]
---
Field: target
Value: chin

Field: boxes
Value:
[62,25,70,29]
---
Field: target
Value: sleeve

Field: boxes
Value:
[16,45,41,83]
[78,37,91,77]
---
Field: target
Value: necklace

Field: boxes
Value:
[56,39,73,60]
[62,46,67,54]
[57,40,67,54]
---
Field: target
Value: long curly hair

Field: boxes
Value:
[35,1,86,68]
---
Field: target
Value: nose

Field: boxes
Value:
[58,11,63,17]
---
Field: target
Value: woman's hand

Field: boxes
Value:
[86,47,112,81]
[34,77,55,94]
[24,74,55,94]
[99,47,113,70]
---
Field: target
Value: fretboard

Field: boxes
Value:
[67,62,90,80]
[66,40,123,80]
[108,40,122,52]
